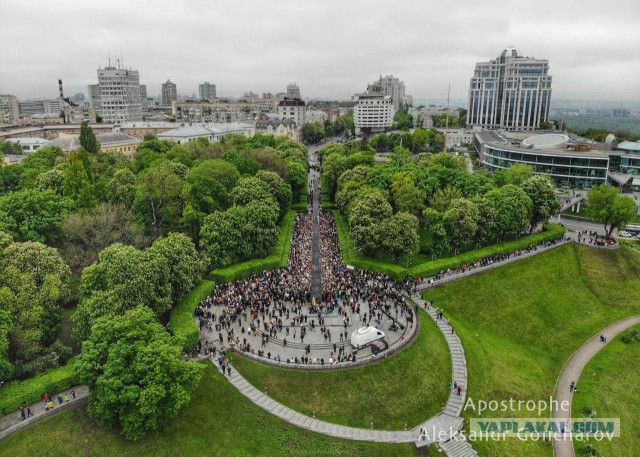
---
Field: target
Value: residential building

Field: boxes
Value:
[173,98,278,123]
[305,110,327,125]
[0,95,19,125]
[255,119,299,141]
[316,106,340,122]
[286,83,301,100]
[157,122,255,145]
[18,99,64,117]
[0,123,114,141]
[467,46,552,130]
[161,79,177,107]
[199,82,216,100]
[353,82,394,136]
[63,106,97,124]
[378,75,407,111]
[437,128,474,148]
[89,65,145,123]
[277,98,306,127]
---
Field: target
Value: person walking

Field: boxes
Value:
[26,406,33,417]
[570,381,575,393]
[20,406,26,421]
[456,385,462,396]
[57,394,63,405]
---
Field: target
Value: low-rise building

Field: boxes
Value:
[437,128,474,148]
[157,122,255,145]
[0,95,19,125]
[255,119,299,141]
[0,123,114,141]
[44,132,140,158]
[6,137,49,153]
[305,109,327,125]
[173,99,279,123]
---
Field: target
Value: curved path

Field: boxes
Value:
[552,315,640,457]
[212,293,477,456]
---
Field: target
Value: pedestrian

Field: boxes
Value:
[453,381,458,391]
[227,366,231,376]
[43,393,49,404]
[71,390,76,400]
[570,381,575,393]
[64,394,70,402]
[457,385,462,396]
[26,406,33,417]
[20,406,26,421]
[57,394,63,405]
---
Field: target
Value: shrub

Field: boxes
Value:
[408,224,566,278]
[12,340,73,380]
[0,359,78,415]
[621,328,640,344]
[210,210,295,283]
[168,280,215,351]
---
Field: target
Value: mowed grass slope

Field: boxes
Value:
[424,244,640,457]
[571,324,640,457]
[230,308,451,430]
[0,363,415,457]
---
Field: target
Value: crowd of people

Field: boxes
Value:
[418,236,566,286]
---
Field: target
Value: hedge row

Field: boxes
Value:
[0,359,78,415]
[210,210,295,284]
[168,280,215,351]
[334,211,407,281]
[407,224,566,278]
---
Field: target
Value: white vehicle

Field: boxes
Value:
[351,327,385,348]
[619,231,633,237]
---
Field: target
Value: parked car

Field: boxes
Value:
[619,231,633,237]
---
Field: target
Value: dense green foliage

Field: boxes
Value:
[588,184,637,236]
[76,307,203,441]
[169,280,215,351]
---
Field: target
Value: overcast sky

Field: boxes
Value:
[1,0,639,102]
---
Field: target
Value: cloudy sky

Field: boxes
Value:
[1,0,639,102]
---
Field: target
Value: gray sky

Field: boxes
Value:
[1,0,639,101]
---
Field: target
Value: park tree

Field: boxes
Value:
[0,309,12,380]
[62,203,147,273]
[231,177,274,207]
[284,158,307,202]
[588,185,637,236]
[256,170,292,220]
[64,151,97,208]
[496,163,534,187]
[321,153,347,200]
[443,198,480,250]
[106,168,137,208]
[79,121,100,154]
[349,190,393,255]
[73,243,172,341]
[429,186,463,212]
[238,200,280,258]
[0,241,71,365]
[75,306,202,441]
[135,167,184,239]
[0,189,74,243]
[146,233,205,305]
[301,122,325,144]
[36,169,65,195]
[200,208,243,268]
[521,175,561,232]
[392,178,425,217]
[485,184,533,237]
[473,197,499,245]
[379,212,420,263]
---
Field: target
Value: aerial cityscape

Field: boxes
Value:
[0,1,639,456]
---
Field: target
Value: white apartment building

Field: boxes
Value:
[18,99,64,117]
[88,66,145,123]
[199,82,216,100]
[0,95,19,125]
[468,46,552,131]
[353,82,394,135]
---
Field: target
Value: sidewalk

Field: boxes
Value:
[0,384,89,441]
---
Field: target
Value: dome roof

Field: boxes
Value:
[500,46,520,60]
[521,133,570,150]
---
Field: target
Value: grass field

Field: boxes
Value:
[229,308,451,430]
[0,363,416,457]
[571,324,640,457]
[424,243,640,456]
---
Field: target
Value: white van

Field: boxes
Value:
[351,327,385,348]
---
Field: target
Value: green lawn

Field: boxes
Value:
[571,324,640,457]
[423,243,640,457]
[0,363,415,457]
[230,308,451,430]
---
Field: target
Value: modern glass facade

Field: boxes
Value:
[483,144,609,187]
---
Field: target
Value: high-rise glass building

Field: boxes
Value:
[467,47,552,131]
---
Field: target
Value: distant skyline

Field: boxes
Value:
[1,0,639,102]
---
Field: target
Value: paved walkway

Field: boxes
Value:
[0,385,89,441]
[212,293,477,455]
[552,315,640,457]
[416,240,570,291]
